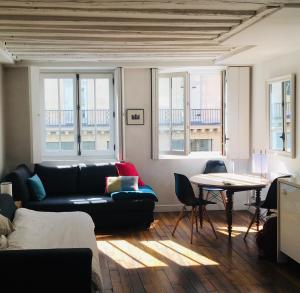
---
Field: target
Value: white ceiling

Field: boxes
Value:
[217,7,300,65]
[0,2,300,64]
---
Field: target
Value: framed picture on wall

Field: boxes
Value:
[126,109,144,125]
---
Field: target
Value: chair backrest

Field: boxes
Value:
[203,160,227,174]
[174,173,197,206]
[262,175,291,210]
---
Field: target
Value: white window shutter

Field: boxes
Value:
[114,67,125,161]
[225,66,250,159]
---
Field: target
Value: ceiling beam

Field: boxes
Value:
[0,1,289,10]
[0,36,219,45]
[0,17,241,28]
[0,7,255,20]
[0,25,231,34]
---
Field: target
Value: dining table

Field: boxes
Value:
[190,173,269,239]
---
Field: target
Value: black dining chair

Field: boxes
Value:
[244,175,291,240]
[203,160,227,208]
[172,173,217,243]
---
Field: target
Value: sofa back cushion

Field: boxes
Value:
[78,164,118,194]
[34,164,79,196]
[5,164,32,203]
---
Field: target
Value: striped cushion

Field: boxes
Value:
[105,176,138,193]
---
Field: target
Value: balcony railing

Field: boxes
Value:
[159,109,221,126]
[271,102,291,120]
[45,108,222,127]
[45,110,110,127]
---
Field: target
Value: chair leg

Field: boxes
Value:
[190,207,195,244]
[199,205,204,228]
[220,191,227,209]
[244,209,258,240]
[203,207,218,239]
[205,191,211,201]
[195,207,199,232]
[172,206,186,236]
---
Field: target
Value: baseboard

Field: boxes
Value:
[154,204,252,212]
[154,204,185,212]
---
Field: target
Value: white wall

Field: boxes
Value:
[0,65,5,177]
[1,66,250,210]
[252,49,300,177]
[124,68,249,211]
[4,67,31,171]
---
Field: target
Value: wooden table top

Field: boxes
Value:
[190,173,269,190]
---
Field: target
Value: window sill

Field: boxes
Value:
[159,152,225,160]
[41,157,118,165]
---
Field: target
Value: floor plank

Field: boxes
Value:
[97,211,300,293]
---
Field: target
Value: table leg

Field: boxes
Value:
[198,186,204,228]
[255,188,261,231]
[226,190,234,239]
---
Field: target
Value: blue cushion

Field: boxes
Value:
[27,174,46,201]
[111,185,158,202]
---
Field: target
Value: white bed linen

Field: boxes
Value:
[7,208,102,292]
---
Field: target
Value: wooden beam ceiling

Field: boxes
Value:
[0,0,294,63]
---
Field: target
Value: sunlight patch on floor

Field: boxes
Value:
[109,240,167,267]
[97,240,167,269]
[141,240,219,266]
[216,225,263,237]
[97,240,144,269]
[160,240,218,265]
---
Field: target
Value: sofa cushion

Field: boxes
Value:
[78,164,118,194]
[111,185,158,201]
[27,174,46,201]
[34,164,79,196]
[106,176,138,193]
[26,195,155,214]
[5,164,32,203]
[115,162,145,186]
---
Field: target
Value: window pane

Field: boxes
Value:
[284,80,292,152]
[80,77,111,152]
[159,76,185,153]
[171,77,184,152]
[159,77,171,152]
[190,73,222,153]
[269,82,283,151]
[44,78,75,153]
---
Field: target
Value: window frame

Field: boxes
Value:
[157,70,224,158]
[158,72,190,156]
[267,74,296,158]
[39,71,116,161]
[78,73,115,158]
[40,73,78,158]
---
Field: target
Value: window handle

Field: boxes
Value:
[280,133,285,140]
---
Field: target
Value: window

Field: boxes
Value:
[41,73,115,159]
[158,70,223,156]
[268,75,295,157]
[158,73,187,154]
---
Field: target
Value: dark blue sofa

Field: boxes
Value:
[5,163,157,230]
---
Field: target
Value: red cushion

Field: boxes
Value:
[115,162,145,186]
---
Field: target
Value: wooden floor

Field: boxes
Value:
[96,211,300,293]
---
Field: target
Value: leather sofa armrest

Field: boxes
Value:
[0,248,92,293]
